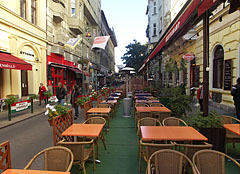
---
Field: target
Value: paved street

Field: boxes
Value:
[0,106,85,169]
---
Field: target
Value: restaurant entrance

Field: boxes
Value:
[21,70,28,96]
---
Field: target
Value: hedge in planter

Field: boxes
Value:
[184,111,226,153]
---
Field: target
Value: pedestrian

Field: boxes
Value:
[56,82,66,106]
[231,77,240,120]
[197,83,204,112]
[70,85,80,120]
[38,83,47,106]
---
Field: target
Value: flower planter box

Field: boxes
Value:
[48,119,53,126]
[199,127,226,153]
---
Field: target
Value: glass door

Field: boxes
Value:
[21,70,28,96]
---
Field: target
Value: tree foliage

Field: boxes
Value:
[121,40,147,70]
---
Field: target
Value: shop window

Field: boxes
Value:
[31,0,36,24]
[213,45,224,88]
[20,0,26,19]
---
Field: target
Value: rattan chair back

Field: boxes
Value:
[137,117,161,135]
[163,117,188,126]
[147,97,158,100]
[0,141,11,171]
[135,103,149,107]
[150,103,164,107]
[220,115,240,124]
[176,142,213,160]
[147,149,196,174]
[58,139,95,174]
[193,149,240,174]
[24,146,73,172]
[83,117,106,125]
[97,103,110,108]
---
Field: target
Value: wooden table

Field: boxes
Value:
[140,126,208,141]
[87,108,111,114]
[62,124,104,159]
[136,107,171,113]
[2,169,70,174]
[224,124,240,136]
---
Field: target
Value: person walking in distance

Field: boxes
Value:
[71,85,80,120]
[197,83,204,112]
[231,77,240,120]
[38,83,46,105]
[56,83,66,106]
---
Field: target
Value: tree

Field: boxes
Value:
[121,40,147,70]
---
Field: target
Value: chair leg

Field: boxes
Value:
[101,134,107,150]
[93,143,96,170]
[139,145,142,172]
[82,162,86,174]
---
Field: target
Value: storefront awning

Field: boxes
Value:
[0,52,32,70]
[68,67,82,74]
[139,0,220,72]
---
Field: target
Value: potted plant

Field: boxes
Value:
[77,96,90,108]
[45,104,70,126]
[184,111,225,152]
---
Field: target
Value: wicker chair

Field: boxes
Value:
[220,115,240,153]
[150,103,164,107]
[83,117,107,159]
[147,149,196,174]
[139,140,175,172]
[175,142,213,160]
[147,97,159,100]
[86,113,110,128]
[58,139,95,174]
[24,146,73,172]
[0,141,11,171]
[97,103,110,108]
[163,117,188,126]
[137,117,162,135]
[193,149,240,174]
[134,103,149,127]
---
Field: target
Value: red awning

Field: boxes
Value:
[0,52,32,70]
[140,0,221,73]
[68,67,82,74]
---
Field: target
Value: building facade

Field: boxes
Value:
[46,0,101,95]
[0,0,47,98]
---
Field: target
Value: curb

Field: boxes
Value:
[0,111,45,129]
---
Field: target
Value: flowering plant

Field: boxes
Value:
[89,90,99,101]
[77,95,90,106]
[45,104,70,120]
[101,87,108,94]
[45,104,59,120]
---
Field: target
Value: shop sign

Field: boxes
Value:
[183,53,195,61]
[11,100,31,113]
[19,46,36,61]
[0,30,9,51]
[48,96,58,103]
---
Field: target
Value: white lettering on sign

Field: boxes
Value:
[16,101,29,111]
[165,21,181,42]
[0,63,16,69]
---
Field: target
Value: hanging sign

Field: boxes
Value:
[183,53,195,61]
[92,36,110,50]
[11,100,31,113]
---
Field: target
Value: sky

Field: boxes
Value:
[101,0,148,68]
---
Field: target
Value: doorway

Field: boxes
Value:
[21,70,28,96]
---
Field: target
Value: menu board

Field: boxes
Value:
[224,59,232,90]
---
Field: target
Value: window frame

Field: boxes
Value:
[20,0,26,19]
[212,45,224,89]
[31,0,37,24]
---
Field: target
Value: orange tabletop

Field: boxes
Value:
[2,169,70,174]
[62,124,104,137]
[136,107,171,113]
[101,100,118,104]
[224,124,240,136]
[87,108,111,114]
[141,126,208,141]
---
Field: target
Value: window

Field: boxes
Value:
[153,23,157,37]
[79,3,83,21]
[190,59,199,87]
[71,0,76,16]
[153,2,157,15]
[213,45,224,88]
[20,0,26,19]
[159,17,162,34]
[31,0,36,24]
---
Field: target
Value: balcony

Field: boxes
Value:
[68,17,84,35]
[51,0,65,23]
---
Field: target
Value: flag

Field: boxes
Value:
[92,36,110,50]
[64,37,83,50]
